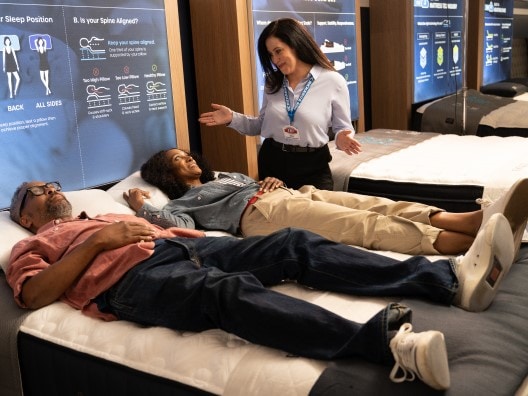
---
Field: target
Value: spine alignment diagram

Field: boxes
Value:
[80,36,106,60]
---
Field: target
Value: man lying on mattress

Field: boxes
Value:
[6,180,517,391]
[124,148,528,259]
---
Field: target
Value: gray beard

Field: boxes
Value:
[45,199,72,220]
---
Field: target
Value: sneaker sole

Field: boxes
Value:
[502,179,528,258]
[461,214,514,312]
[415,331,450,390]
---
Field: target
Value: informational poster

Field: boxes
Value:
[0,0,176,209]
[482,0,514,86]
[413,0,465,104]
[251,0,360,121]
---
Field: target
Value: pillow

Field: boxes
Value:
[107,171,170,209]
[480,82,527,98]
[65,189,134,217]
[0,189,133,273]
[0,211,32,273]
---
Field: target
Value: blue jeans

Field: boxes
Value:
[103,228,457,365]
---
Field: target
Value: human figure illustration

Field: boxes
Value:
[36,36,51,96]
[2,36,21,99]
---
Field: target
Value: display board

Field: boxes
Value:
[251,0,360,121]
[482,0,514,85]
[0,0,177,210]
[413,0,465,104]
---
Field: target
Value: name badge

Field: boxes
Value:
[283,125,300,140]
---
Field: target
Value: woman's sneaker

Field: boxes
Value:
[389,323,450,390]
[478,178,528,259]
[454,213,514,312]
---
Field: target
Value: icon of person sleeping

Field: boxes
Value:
[2,36,21,99]
[35,36,51,96]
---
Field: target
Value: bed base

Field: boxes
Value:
[348,177,483,213]
[18,332,214,396]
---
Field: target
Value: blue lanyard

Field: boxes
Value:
[283,75,314,124]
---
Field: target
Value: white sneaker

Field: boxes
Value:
[389,323,450,390]
[454,213,514,312]
[478,178,528,258]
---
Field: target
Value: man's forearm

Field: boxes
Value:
[21,220,157,309]
[21,236,105,309]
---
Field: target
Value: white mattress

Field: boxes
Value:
[350,134,528,199]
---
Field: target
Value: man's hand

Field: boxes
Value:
[123,188,151,211]
[21,220,158,310]
[258,177,284,192]
[90,221,158,251]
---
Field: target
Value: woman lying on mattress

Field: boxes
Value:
[7,180,517,391]
[123,148,528,257]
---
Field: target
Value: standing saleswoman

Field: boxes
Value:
[199,18,361,190]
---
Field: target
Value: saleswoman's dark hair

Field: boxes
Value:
[257,18,334,94]
[141,149,215,199]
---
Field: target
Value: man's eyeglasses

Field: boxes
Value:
[19,181,62,217]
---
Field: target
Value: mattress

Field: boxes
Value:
[16,278,391,396]
[414,89,528,137]
[2,173,528,396]
[329,129,439,196]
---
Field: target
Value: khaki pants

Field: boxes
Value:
[240,186,444,255]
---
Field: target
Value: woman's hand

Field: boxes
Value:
[336,130,362,155]
[258,177,284,192]
[123,188,151,212]
[198,103,233,126]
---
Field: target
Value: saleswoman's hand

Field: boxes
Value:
[258,177,284,192]
[198,103,233,126]
[336,130,362,155]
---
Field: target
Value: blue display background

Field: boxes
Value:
[251,0,359,121]
[482,0,514,85]
[413,0,465,104]
[0,0,176,209]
